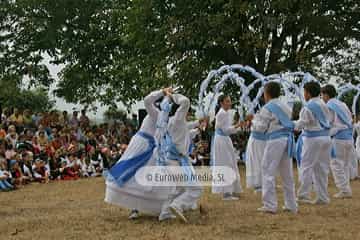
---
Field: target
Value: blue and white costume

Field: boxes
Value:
[159,94,203,219]
[104,90,171,215]
[327,98,355,194]
[211,108,243,195]
[295,97,334,204]
[252,99,297,213]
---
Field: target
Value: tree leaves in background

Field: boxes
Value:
[1,0,359,108]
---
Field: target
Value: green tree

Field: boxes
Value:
[1,0,359,107]
[318,40,360,84]
[0,78,54,112]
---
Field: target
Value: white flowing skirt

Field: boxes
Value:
[104,135,172,215]
[245,136,266,188]
[211,135,242,194]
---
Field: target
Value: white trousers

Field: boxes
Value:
[298,136,332,203]
[331,139,354,194]
[350,157,359,180]
[262,138,297,212]
[159,160,202,218]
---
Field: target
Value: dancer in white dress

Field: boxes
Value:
[158,92,203,223]
[211,95,243,200]
[104,88,172,218]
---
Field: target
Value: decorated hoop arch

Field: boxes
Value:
[198,64,265,119]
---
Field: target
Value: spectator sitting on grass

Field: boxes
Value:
[0,159,14,191]
[21,151,34,182]
[9,158,25,187]
[59,158,78,181]
[32,159,49,183]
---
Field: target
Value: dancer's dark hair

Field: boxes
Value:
[321,84,337,99]
[304,82,321,98]
[264,82,281,99]
[215,95,229,115]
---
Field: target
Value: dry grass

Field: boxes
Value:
[1,166,360,240]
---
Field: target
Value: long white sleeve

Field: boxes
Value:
[215,109,239,135]
[294,108,313,131]
[171,94,190,122]
[294,98,335,132]
[144,90,164,121]
[251,108,272,133]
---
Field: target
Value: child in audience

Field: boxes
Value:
[59,158,79,180]
[9,158,25,187]
[32,159,50,183]
[21,151,34,182]
[0,159,14,191]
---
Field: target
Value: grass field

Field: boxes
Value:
[1,166,360,240]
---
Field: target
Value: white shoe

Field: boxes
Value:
[297,197,313,204]
[282,206,298,214]
[128,210,139,220]
[169,206,188,223]
[333,192,352,199]
[257,206,276,214]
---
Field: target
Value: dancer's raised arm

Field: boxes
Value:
[171,94,190,122]
[144,89,166,120]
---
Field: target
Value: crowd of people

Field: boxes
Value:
[0,106,227,192]
[0,108,137,191]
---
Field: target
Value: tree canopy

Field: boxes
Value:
[1,0,359,107]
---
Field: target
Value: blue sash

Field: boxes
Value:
[331,128,353,158]
[165,133,194,181]
[215,128,229,137]
[333,128,353,140]
[188,141,195,155]
[250,131,267,141]
[264,102,295,157]
[264,102,295,129]
[212,128,230,166]
[327,100,352,129]
[327,100,353,157]
[295,130,330,166]
[210,128,229,166]
[107,131,156,187]
[306,101,331,130]
[296,101,331,165]
[267,129,295,158]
